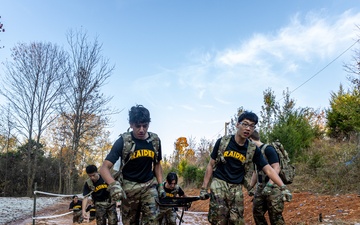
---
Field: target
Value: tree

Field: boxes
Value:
[326,84,360,139]
[195,137,213,168]
[0,42,68,196]
[259,89,318,160]
[0,104,18,196]
[172,137,189,169]
[343,25,360,91]
[260,88,280,142]
[0,15,5,49]
[61,29,115,194]
[227,107,245,135]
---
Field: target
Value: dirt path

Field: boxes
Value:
[187,188,360,225]
[6,189,360,225]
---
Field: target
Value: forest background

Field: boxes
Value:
[0,17,359,198]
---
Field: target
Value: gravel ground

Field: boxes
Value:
[0,197,64,225]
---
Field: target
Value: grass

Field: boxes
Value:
[290,138,360,195]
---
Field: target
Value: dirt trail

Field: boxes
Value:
[7,189,360,225]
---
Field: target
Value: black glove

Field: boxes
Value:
[107,181,124,201]
[280,185,292,202]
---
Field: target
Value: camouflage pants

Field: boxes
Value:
[121,178,159,225]
[72,210,83,223]
[252,184,285,225]
[95,201,118,225]
[158,207,177,225]
[208,178,244,225]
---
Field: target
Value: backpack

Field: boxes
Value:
[113,131,160,182]
[261,140,295,185]
[214,135,257,191]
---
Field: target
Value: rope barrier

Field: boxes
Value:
[32,184,84,224]
[34,190,77,198]
[34,190,82,198]
[33,211,73,220]
[184,211,208,215]
[31,187,207,223]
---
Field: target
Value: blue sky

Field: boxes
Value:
[1,1,360,158]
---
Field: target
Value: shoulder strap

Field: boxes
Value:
[147,132,160,163]
[120,132,136,171]
[243,140,257,191]
[84,178,94,198]
[260,144,269,160]
[86,178,95,191]
[113,132,135,182]
[244,141,257,165]
[213,135,232,170]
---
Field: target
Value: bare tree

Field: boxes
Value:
[227,106,245,135]
[61,29,115,194]
[344,25,360,91]
[0,15,5,49]
[195,137,213,168]
[0,42,68,196]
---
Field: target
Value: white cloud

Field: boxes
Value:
[216,10,360,67]
[167,10,360,107]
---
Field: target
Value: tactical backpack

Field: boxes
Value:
[214,135,257,191]
[261,141,295,185]
[113,131,160,182]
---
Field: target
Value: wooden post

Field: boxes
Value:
[32,182,37,225]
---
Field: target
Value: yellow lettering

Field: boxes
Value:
[94,184,108,192]
[224,150,246,163]
[130,149,155,160]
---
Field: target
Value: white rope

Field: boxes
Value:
[33,211,73,220]
[34,190,83,198]
[34,191,74,197]
[32,190,84,221]
[184,211,208,215]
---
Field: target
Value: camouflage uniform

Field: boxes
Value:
[83,175,118,225]
[105,131,163,225]
[207,137,268,225]
[94,201,118,225]
[69,198,83,224]
[158,182,185,225]
[208,178,244,225]
[252,144,285,225]
[72,210,83,224]
[159,208,177,225]
[121,177,159,225]
[253,184,285,225]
